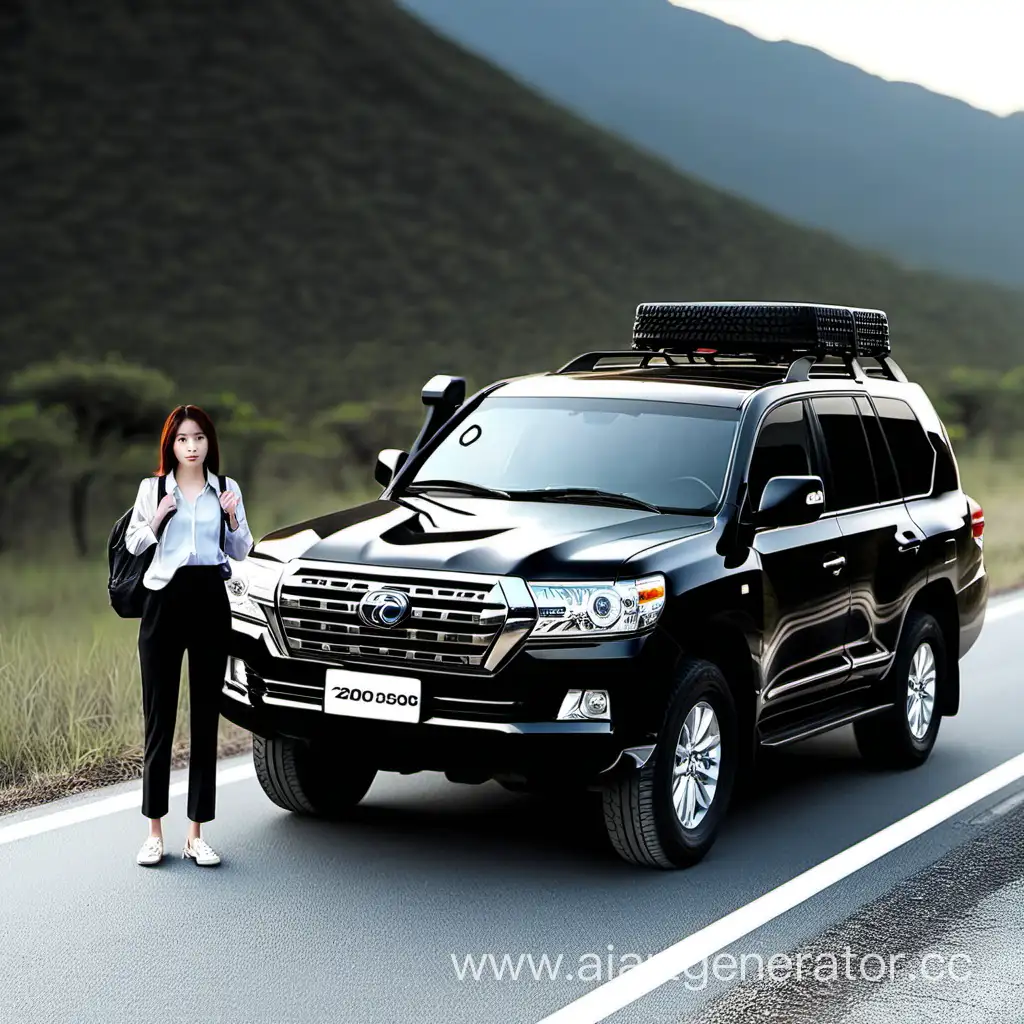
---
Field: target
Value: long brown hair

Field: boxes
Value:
[153,404,222,476]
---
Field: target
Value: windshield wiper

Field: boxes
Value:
[507,487,662,513]
[404,479,511,500]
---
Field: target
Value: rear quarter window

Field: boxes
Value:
[928,430,960,495]
[871,397,936,498]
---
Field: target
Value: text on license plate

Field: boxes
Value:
[323,668,421,723]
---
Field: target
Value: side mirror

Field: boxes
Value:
[756,475,825,529]
[375,448,409,487]
[409,374,466,455]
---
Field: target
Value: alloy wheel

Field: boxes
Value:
[672,700,722,829]
[906,642,937,740]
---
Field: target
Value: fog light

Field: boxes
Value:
[556,688,611,721]
[228,657,248,687]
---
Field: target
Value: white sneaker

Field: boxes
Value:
[182,835,221,866]
[137,835,164,865]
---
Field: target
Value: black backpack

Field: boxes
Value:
[107,473,228,618]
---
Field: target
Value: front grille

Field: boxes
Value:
[276,563,509,671]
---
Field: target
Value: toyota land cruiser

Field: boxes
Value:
[221,302,989,869]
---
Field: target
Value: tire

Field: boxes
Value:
[253,734,378,818]
[602,657,739,869]
[854,611,946,770]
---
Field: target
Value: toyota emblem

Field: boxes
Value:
[358,589,412,628]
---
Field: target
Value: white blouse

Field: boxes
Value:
[124,467,254,590]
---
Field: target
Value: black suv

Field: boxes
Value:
[221,302,989,869]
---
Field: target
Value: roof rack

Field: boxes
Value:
[556,350,683,374]
[554,300,906,382]
[553,349,907,383]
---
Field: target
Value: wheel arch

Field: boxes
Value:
[675,617,759,771]
[905,578,960,715]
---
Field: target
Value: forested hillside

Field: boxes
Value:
[3,0,1024,418]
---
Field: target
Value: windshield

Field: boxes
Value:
[404,394,740,513]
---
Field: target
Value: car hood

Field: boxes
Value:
[251,495,713,579]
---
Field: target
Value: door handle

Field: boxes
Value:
[822,556,846,575]
[897,528,922,555]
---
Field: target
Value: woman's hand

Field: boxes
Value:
[152,493,176,530]
[219,490,239,516]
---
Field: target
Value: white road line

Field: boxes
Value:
[0,763,256,846]
[536,750,1024,1024]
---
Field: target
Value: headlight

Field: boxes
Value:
[226,557,284,623]
[527,574,666,638]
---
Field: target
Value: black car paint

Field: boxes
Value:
[221,369,989,782]
[260,495,714,580]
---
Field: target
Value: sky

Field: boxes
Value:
[671,1,1024,117]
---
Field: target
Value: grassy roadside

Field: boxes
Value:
[0,475,380,818]
[0,452,1021,819]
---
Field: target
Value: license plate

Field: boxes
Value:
[323,668,422,723]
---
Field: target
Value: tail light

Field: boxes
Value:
[967,496,984,543]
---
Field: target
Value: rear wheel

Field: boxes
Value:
[253,734,378,817]
[602,657,738,868]
[854,611,946,770]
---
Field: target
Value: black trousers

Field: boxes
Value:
[137,564,230,822]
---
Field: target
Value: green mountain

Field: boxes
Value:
[3,0,1024,419]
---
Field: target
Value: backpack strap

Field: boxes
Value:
[218,474,227,556]
[153,474,171,539]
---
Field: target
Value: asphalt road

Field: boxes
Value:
[2,590,1023,1024]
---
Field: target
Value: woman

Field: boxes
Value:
[124,404,254,867]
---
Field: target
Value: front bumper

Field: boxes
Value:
[221,613,653,779]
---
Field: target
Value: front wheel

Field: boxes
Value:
[601,657,739,869]
[253,734,378,817]
[854,610,947,770]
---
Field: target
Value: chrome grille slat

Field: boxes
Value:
[278,595,500,631]
[291,637,484,666]
[252,670,324,708]
[277,562,510,670]
[282,618,492,649]
[286,573,492,603]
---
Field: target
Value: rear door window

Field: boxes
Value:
[809,396,878,512]
[855,397,901,503]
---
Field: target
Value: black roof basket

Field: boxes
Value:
[633,301,889,356]
[556,301,907,382]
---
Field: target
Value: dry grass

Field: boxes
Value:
[0,474,379,815]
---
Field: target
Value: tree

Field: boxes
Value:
[191,390,289,504]
[0,402,73,553]
[311,398,423,490]
[939,367,1002,442]
[5,356,176,555]
[993,366,1024,457]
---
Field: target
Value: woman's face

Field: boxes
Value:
[173,418,210,470]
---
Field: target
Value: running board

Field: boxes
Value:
[759,702,893,748]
